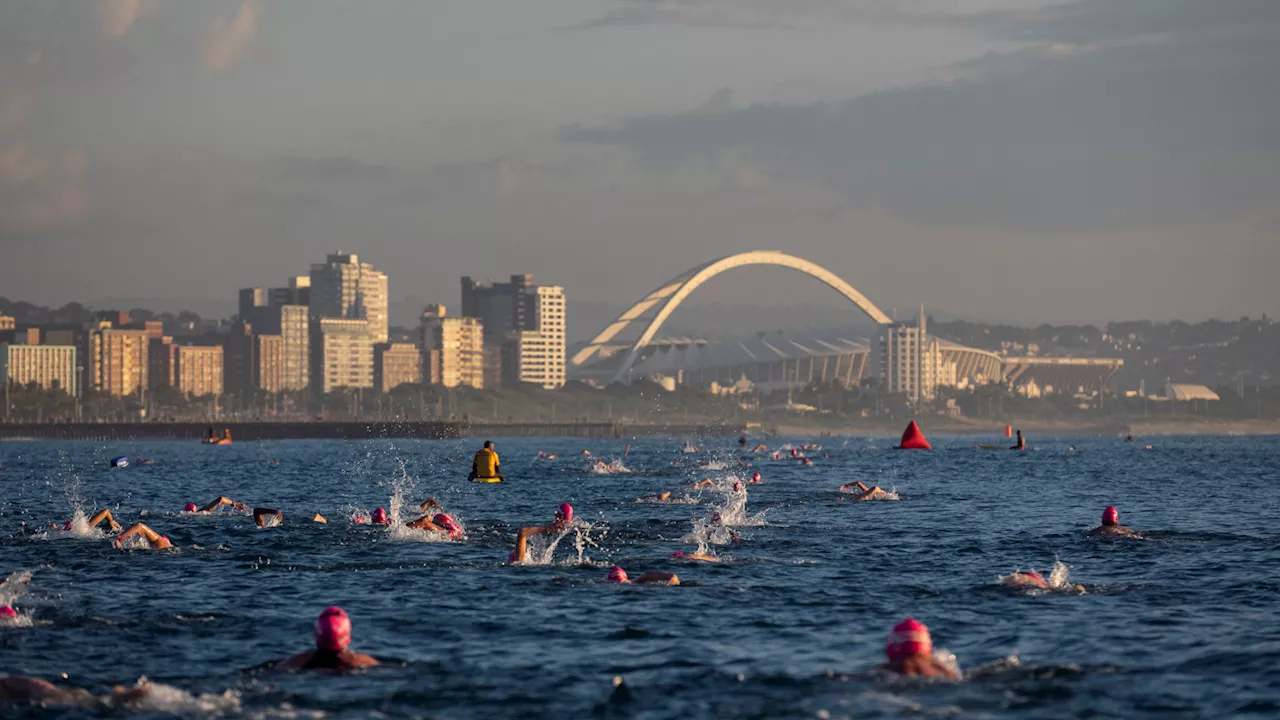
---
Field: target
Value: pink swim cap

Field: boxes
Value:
[556,503,574,523]
[62,520,72,531]
[159,536,170,544]
[183,503,197,513]
[507,551,518,563]
[314,606,351,650]
[372,508,388,525]
[886,617,933,660]
[0,606,17,617]
[670,551,685,559]
[433,513,462,537]
[1102,506,1119,526]
[751,472,761,482]
[607,566,629,583]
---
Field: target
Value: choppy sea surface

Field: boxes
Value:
[2,434,1279,719]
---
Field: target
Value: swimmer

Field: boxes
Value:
[312,513,327,524]
[370,508,389,525]
[750,444,768,453]
[1001,570,1048,589]
[253,508,284,528]
[277,607,379,670]
[606,567,680,586]
[638,491,673,502]
[187,496,249,514]
[670,551,719,562]
[800,457,814,466]
[749,472,762,484]
[419,497,444,513]
[839,481,892,501]
[1068,445,1077,451]
[113,523,172,549]
[1087,506,1138,537]
[693,478,716,489]
[883,618,959,679]
[405,512,464,539]
[0,675,155,708]
[511,503,573,563]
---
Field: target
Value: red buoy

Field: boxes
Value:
[1004,424,1012,438]
[899,421,932,450]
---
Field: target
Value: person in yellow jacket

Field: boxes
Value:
[468,440,506,482]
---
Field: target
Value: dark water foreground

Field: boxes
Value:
[1,435,1278,719]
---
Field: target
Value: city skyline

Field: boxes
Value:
[1,1,1276,326]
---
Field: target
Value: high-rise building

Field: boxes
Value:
[174,345,223,397]
[255,335,284,394]
[0,316,15,331]
[1,344,78,396]
[89,326,149,397]
[238,288,268,320]
[148,336,177,388]
[461,275,565,389]
[460,274,535,340]
[419,305,484,389]
[373,342,421,393]
[877,309,953,403]
[279,305,309,391]
[268,275,310,308]
[311,318,373,394]
[223,322,256,395]
[310,252,388,344]
[510,286,566,389]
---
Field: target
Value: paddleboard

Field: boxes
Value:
[978,444,1010,451]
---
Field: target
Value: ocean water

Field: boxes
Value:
[1,435,1278,718]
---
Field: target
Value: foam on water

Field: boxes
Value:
[518,518,605,566]
[112,679,242,714]
[589,458,632,475]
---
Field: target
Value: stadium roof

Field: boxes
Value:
[1166,383,1220,401]
[625,332,869,377]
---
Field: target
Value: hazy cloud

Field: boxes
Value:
[563,0,1280,233]
[0,145,89,234]
[206,0,261,72]
[95,0,160,37]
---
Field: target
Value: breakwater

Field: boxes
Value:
[0,421,746,442]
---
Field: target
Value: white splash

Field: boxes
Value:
[110,678,242,714]
[589,459,632,475]
[518,519,605,566]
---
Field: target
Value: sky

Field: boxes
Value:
[1,0,1276,330]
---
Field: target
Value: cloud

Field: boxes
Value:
[562,0,1280,232]
[205,0,261,72]
[0,145,89,234]
[577,0,784,29]
[95,0,160,37]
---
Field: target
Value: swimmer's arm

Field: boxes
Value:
[419,498,443,512]
[115,522,159,546]
[406,516,443,531]
[693,479,715,488]
[88,509,121,531]
[345,652,380,668]
[633,571,679,586]
[276,652,313,670]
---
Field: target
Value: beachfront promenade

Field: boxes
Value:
[0,421,745,441]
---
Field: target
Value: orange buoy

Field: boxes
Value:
[899,421,932,450]
[1005,424,1012,438]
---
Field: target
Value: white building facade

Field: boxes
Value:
[878,310,954,403]
[514,285,566,389]
[309,252,389,345]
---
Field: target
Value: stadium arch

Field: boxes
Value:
[570,251,892,385]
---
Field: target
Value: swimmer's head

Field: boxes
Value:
[556,503,574,524]
[751,472,761,483]
[732,481,743,491]
[371,507,388,525]
[886,617,932,661]
[0,606,17,617]
[183,503,197,513]
[669,551,685,559]
[433,513,462,537]
[507,551,517,564]
[314,606,351,651]
[1102,506,1119,526]
[606,566,629,583]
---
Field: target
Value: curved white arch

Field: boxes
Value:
[571,251,892,384]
